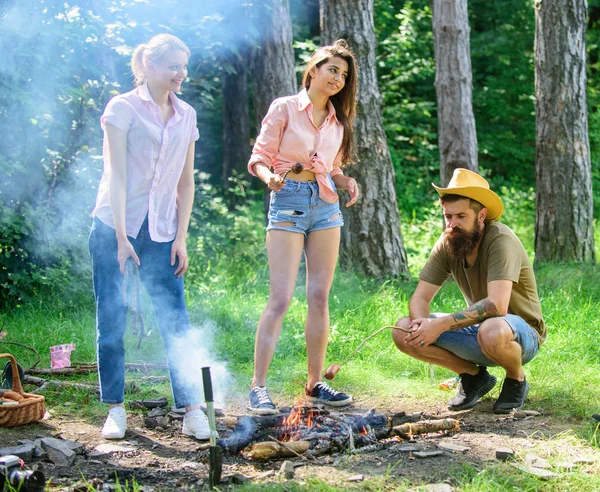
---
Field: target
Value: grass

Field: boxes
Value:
[3,187,600,490]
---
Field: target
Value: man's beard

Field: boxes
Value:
[443,219,484,259]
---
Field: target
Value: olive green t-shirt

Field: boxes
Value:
[419,222,546,344]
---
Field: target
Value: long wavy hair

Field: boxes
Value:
[301,39,358,166]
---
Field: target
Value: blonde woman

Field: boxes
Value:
[90,34,208,439]
[247,40,360,414]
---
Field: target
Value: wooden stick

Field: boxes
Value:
[247,440,310,460]
[0,340,41,368]
[339,326,411,366]
[26,367,95,376]
[26,363,169,376]
[134,376,170,384]
[392,418,460,438]
[125,362,168,371]
[325,325,412,379]
[24,375,100,394]
[266,436,317,462]
[72,362,169,371]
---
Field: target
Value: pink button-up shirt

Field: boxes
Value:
[248,88,344,203]
[92,84,199,242]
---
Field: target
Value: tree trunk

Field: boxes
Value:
[432,0,478,186]
[320,0,409,278]
[534,0,594,263]
[249,0,297,214]
[250,0,297,125]
[221,51,251,193]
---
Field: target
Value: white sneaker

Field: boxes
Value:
[182,409,216,440]
[102,406,127,439]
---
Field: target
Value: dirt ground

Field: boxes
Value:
[2,394,599,491]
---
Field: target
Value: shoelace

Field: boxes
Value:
[254,387,273,406]
[106,412,126,426]
[187,412,208,424]
[316,382,340,396]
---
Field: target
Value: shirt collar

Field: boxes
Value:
[297,88,339,123]
[138,83,188,114]
[138,83,153,102]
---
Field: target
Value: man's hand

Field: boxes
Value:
[171,237,189,278]
[405,317,447,348]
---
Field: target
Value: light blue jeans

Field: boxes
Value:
[88,216,199,407]
[431,313,540,367]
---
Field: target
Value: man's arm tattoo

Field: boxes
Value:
[450,298,500,330]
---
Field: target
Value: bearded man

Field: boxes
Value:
[393,169,546,413]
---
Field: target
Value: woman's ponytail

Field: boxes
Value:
[131,44,148,86]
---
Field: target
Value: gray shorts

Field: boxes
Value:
[431,313,540,367]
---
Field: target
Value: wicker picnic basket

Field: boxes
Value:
[0,353,46,427]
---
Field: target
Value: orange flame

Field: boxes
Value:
[280,406,317,441]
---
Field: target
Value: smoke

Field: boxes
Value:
[1,1,253,400]
[169,321,232,409]
[0,0,258,301]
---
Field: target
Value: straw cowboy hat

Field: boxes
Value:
[432,168,504,221]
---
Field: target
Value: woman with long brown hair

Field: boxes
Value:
[247,40,360,414]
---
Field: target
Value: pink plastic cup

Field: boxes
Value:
[50,344,77,369]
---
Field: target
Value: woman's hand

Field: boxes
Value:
[332,175,360,207]
[117,238,140,274]
[254,162,285,192]
[266,173,286,192]
[345,178,359,207]
[171,236,189,278]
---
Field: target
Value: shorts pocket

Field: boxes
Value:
[272,181,297,197]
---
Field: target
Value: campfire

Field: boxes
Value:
[218,404,460,460]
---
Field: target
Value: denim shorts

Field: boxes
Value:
[267,176,343,235]
[431,313,540,367]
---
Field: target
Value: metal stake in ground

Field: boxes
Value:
[324,325,412,379]
[202,367,222,488]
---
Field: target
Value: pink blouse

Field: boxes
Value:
[92,84,199,242]
[248,88,344,203]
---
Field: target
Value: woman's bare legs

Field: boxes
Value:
[251,230,305,388]
[304,227,340,390]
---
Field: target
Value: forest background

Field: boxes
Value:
[2,0,600,305]
[1,0,600,418]
[3,1,600,489]
[1,0,600,304]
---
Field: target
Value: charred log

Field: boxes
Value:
[392,418,460,439]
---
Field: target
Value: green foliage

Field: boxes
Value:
[2,0,600,303]
[186,173,266,292]
[588,1,600,218]
[0,3,121,304]
[374,0,596,223]
[469,0,537,184]
[376,0,439,219]
[4,200,600,490]
[0,1,248,304]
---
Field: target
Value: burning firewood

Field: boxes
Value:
[219,407,392,457]
[392,418,460,439]
[246,440,310,460]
